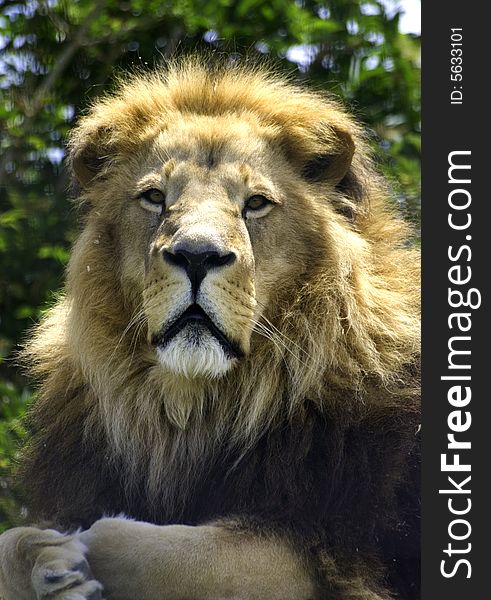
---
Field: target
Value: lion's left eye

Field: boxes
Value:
[244,195,273,218]
[139,188,165,214]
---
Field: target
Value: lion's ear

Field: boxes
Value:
[69,126,115,189]
[301,128,355,186]
[71,146,108,188]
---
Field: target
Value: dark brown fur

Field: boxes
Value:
[21,374,420,599]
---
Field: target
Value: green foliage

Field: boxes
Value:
[0,381,30,532]
[0,0,420,529]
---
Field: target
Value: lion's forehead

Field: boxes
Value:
[148,115,278,173]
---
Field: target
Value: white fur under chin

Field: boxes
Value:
[156,330,233,378]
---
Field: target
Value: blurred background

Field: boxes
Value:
[0,0,420,530]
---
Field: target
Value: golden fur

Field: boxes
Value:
[23,57,420,515]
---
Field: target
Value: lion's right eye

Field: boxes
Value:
[139,188,165,214]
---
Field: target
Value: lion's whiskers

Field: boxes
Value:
[238,321,295,381]
[250,319,313,371]
[254,299,318,362]
[108,294,165,369]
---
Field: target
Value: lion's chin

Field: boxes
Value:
[155,328,235,379]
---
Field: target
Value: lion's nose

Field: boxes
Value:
[163,243,236,295]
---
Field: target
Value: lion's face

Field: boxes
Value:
[65,62,418,408]
[117,115,319,378]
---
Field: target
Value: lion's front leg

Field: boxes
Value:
[80,517,317,600]
[0,527,104,600]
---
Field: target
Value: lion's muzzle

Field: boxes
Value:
[142,191,256,378]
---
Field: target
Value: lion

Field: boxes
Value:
[0,57,420,600]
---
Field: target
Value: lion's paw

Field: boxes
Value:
[29,534,104,600]
[32,555,103,599]
[0,527,105,600]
